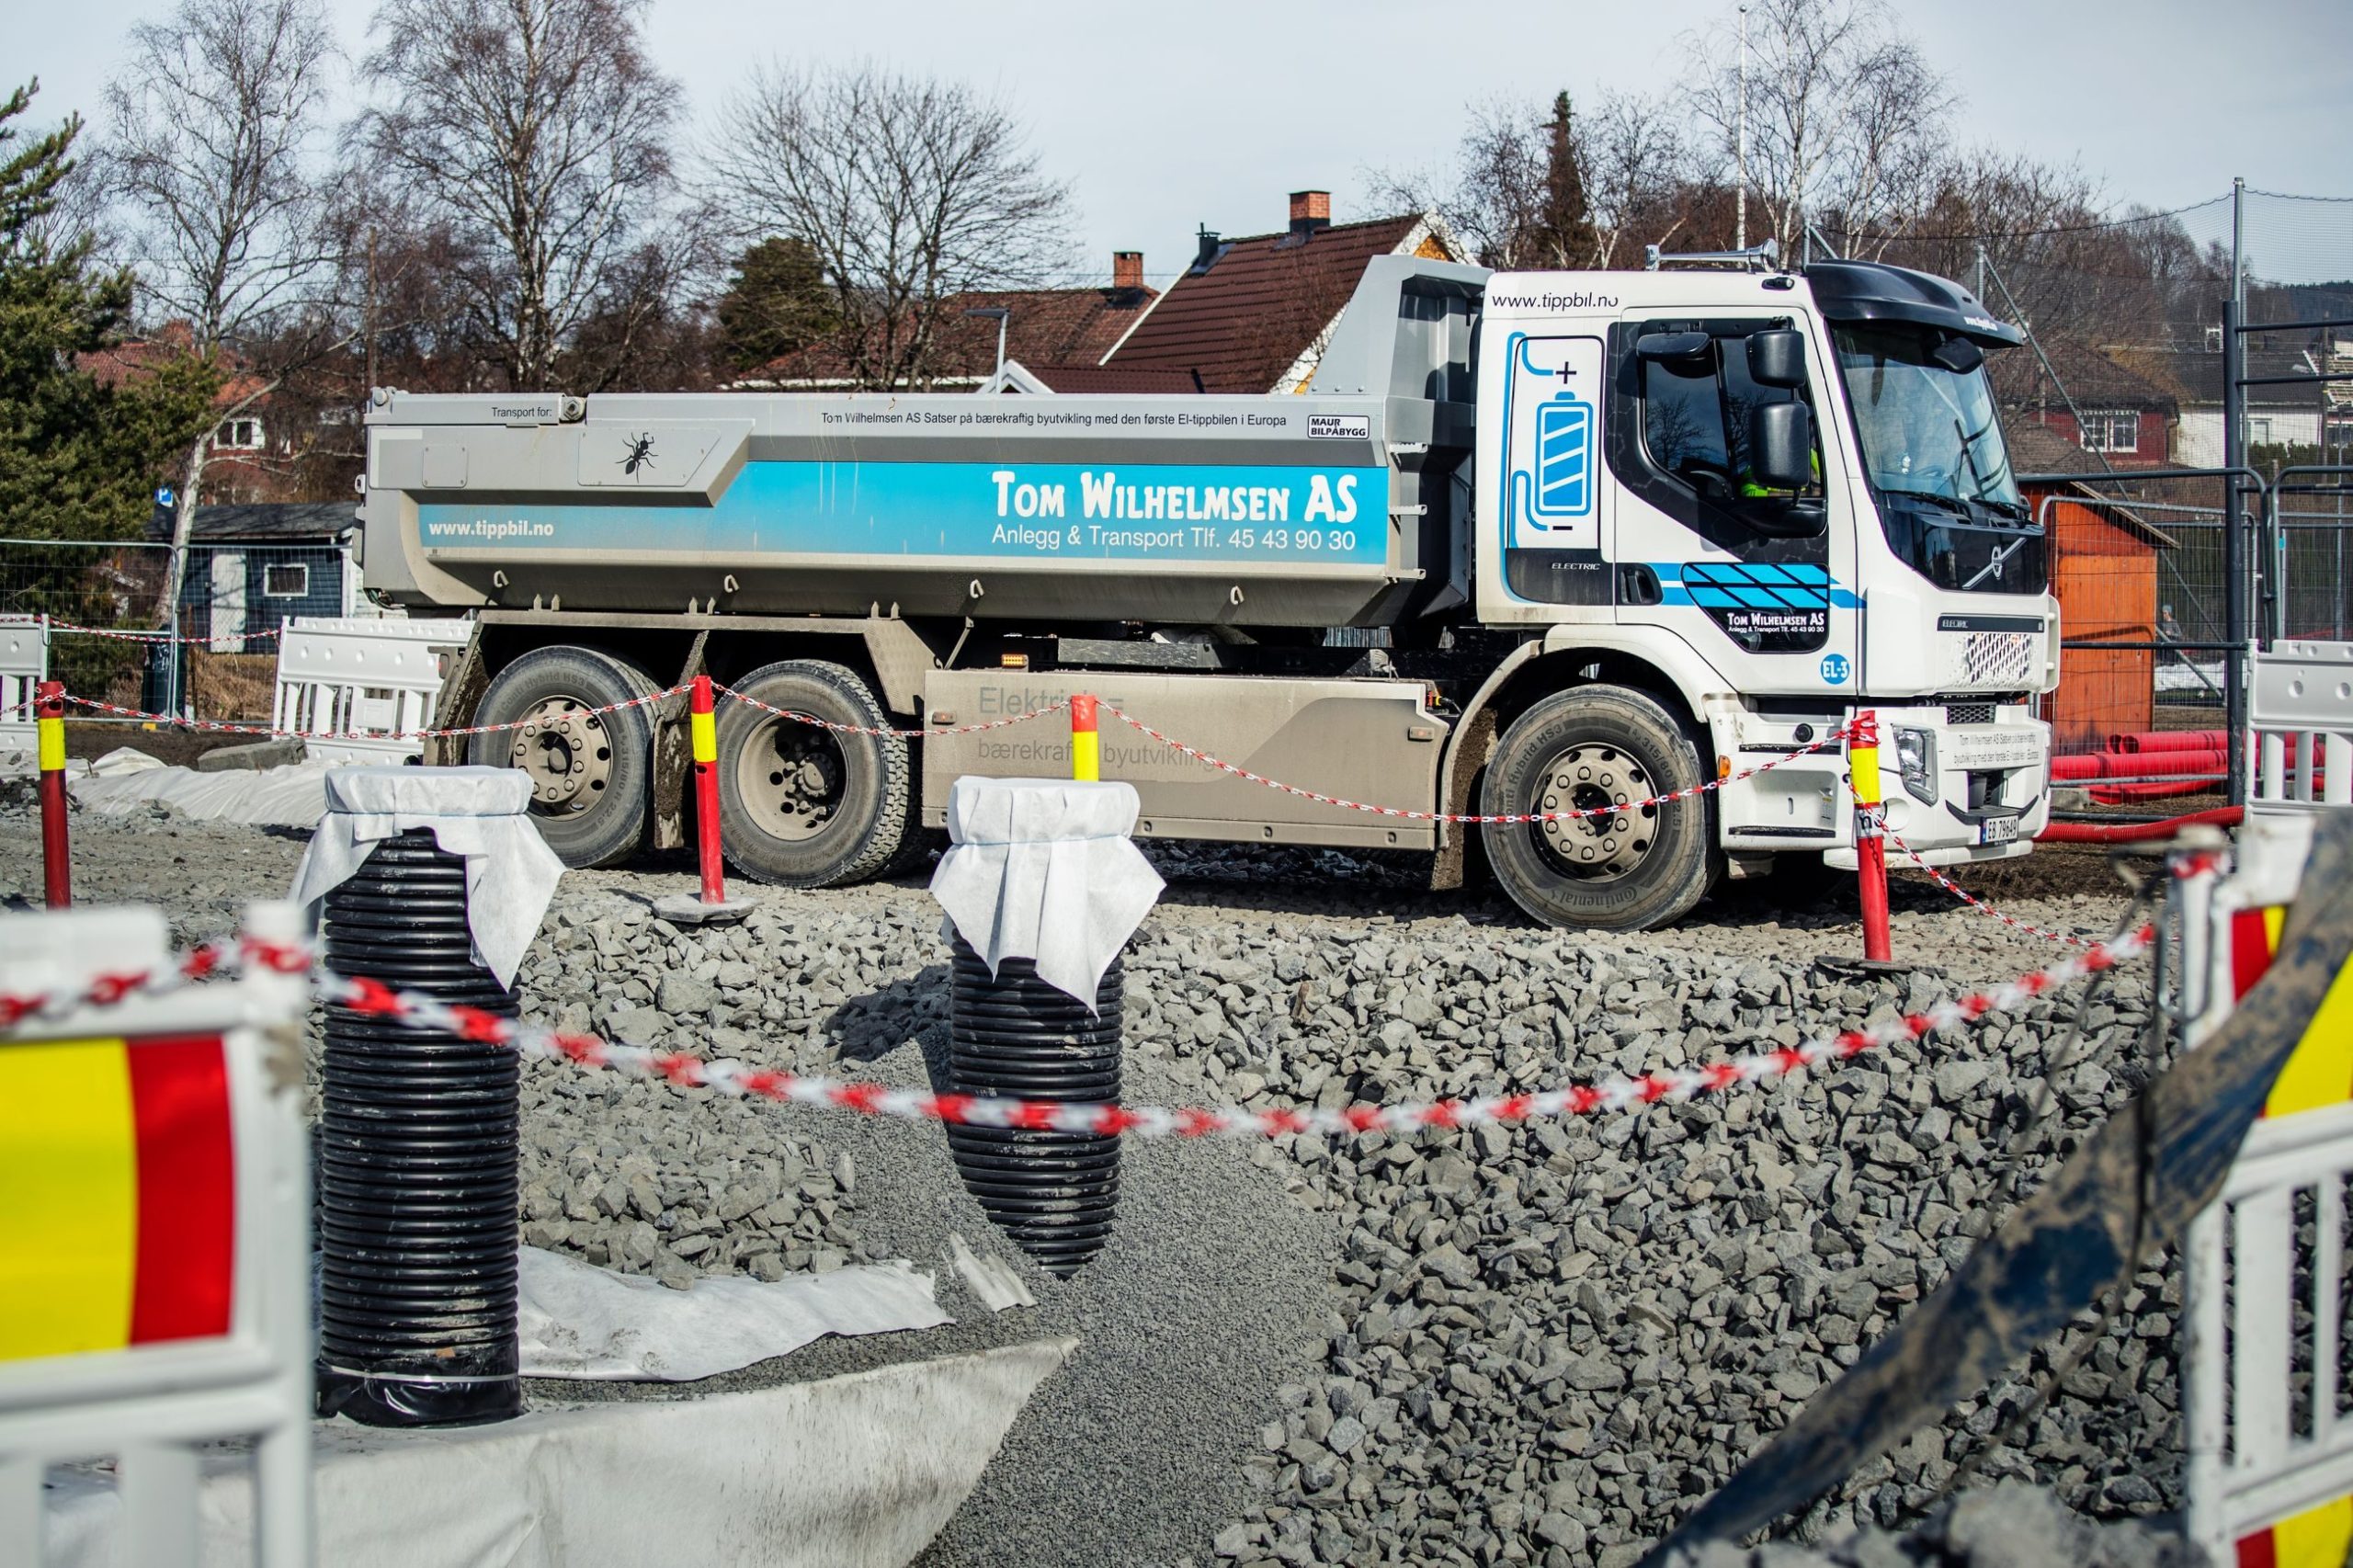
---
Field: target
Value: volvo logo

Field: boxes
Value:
[1963,537,2026,590]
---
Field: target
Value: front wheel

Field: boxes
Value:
[1479,685,1716,931]
[713,659,912,888]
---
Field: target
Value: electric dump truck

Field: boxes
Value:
[358,250,2058,931]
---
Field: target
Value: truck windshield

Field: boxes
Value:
[1834,324,2022,515]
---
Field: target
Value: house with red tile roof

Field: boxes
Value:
[733,253,1160,392]
[77,322,317,504]
[1094,191,1462,394]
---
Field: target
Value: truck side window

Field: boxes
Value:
[1633,323,1821,519]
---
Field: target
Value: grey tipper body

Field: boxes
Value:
[360,253,2060,931]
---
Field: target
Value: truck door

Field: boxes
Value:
[1602,315,1859,695]
[1499,332,1613,610]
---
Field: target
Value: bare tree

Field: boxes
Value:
[1681,0,1953,257]
[352,0,679,391]
[706,62,1073,391]
[104,0,340,630]
[1374,88,1697,271]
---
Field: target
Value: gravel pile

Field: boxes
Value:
[2,799,2187,1568]
[1664,1483,2202,1568]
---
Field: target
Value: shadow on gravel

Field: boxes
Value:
[825,964,952,1087]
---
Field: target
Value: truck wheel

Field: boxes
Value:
[469,645,656,869]
[714,660,911,888]
[1479,685,1716,931]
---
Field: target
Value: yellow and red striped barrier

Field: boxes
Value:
[0,1033,234,1362]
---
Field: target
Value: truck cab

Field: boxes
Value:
[1464,256,2053,917]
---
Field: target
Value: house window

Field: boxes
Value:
[2248,416,2275,446]
[214,416,264,451]
[2080,410,2139,453]
[263,562,309,597]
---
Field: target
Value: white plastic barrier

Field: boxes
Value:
[2251,641,2353,817]
[1,613,46,757]
[0,902,313,1567]
[270,616,472,763]
[2179,814,2353,1565]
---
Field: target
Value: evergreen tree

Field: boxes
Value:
[0,79,213,548]
[716,236,842,372]
[1532,91,1600,269]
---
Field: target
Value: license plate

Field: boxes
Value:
[1979,817,2019,846]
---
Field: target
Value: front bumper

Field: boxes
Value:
[1710,702,2051,869]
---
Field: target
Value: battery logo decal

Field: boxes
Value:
[1533,397,1594,518]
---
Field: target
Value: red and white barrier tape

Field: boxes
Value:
[1108,703,1847,826]
[49,620,282,644]
[1887,829,2093,948]
[718,683,1069,740]
[60,684,692,744]
[4,870,2200,1138]
[310,926,2153,1137]
[0,936,305,1028]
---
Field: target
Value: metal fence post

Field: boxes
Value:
[2222,298,2250,807]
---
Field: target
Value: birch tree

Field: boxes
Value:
[352,0,679,391]
[1681,0,1951,257]
[706,63,1073,391]
[104,0,340,626]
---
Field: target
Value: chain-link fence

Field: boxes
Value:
[0,537,356,719]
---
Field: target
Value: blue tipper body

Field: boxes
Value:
[418,459,1392,568]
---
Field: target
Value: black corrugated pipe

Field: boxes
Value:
[315,830,522,1426]
[945,937,1122,1275]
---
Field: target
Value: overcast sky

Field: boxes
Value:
[28,0,2352,285]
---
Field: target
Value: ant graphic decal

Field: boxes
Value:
[619,432,657,476]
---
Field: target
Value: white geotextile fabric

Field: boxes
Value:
[517,1247,950,1381]
[927,776,1165,1009]
[41,1340,1076,1568]
[289,766,563,987]
[68,757,336,828]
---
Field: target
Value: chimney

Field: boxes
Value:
[1111,250,1143,292]
[1289,189,1330,240]
[1193,225,1222,273]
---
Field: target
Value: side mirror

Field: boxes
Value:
[1748,401,1814,490]
[1746,329,1807,389]
[1636,330,1712,363]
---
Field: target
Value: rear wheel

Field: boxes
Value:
[1479,685,1716,931]
[468,645,655,869]
[714,659,911,887]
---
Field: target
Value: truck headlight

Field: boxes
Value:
[1894,726,1937,804]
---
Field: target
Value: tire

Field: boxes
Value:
[468,645,656,869]
[1479,685,1717,931]
[713,659,911,888]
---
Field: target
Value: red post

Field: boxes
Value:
[1069,693,1100,782]
[36,678,71,908]
[691,674,724,904]
[1849,707,1893,962]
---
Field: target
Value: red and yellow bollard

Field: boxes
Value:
[37,678,70,908]
[691,674,723,905]
[1849,708,1893,963]
[1069,694,1100,782]
[655,674,752,925]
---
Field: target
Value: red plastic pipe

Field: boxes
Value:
[2108,730,2226,755]
[36,679,70,907]
[2035,806,2243,844]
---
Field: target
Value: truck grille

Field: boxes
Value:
[1946,703,1995,726]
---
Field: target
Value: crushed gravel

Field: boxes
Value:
[1,797,2188,1567]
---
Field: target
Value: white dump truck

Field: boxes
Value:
[357,249,2056,930]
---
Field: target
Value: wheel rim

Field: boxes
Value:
[1531,743,1657,881]
[506,697,613,815]
[733,710,847,844]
